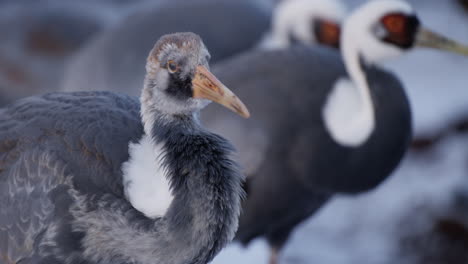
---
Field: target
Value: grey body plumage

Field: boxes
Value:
[203,44,411,251]
[0,33,247,264]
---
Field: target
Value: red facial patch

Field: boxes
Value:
[315,20,341,48]
[381,14,406,34]
[379,13,420,48]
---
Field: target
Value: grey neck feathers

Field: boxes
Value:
[74,104,243,264]
[141,73,208,135]
[148,111,244,264]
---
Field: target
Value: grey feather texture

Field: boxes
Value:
[0,92,143,263]
[0,151,70,263]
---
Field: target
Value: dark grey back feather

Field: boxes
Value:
[0,92,143,263]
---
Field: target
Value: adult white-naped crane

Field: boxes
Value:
[0,33,249,264]
[202,1,468,263]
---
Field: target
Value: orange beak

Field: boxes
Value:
[192,65,250,118]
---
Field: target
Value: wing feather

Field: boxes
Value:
[0,92,143,262]
[0,150,70,262]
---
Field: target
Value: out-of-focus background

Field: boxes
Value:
[1,0,468,263]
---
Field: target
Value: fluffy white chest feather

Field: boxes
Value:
[323,78,375,147]
[121,135,174,218]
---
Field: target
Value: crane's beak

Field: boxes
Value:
[192,65,250,118]
[415,27,468,56]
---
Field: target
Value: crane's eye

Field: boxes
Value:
[167,60,178,73]
[379,13,420,49]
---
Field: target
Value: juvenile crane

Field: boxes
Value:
[0,32,249,264]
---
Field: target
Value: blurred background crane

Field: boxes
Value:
[1,0,468,264]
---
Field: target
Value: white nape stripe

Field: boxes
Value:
[323,78,374,147]
[324,0,414,147]
[122,135,174,219]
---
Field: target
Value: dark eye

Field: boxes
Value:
[167,60,178,73]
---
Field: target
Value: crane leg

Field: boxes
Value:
[268,247,279,264]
